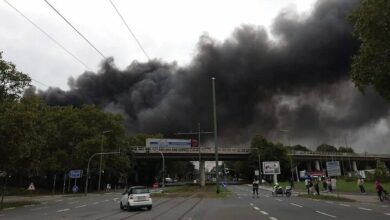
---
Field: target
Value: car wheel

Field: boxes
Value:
[120,202,124,210]
[147,206,152,211]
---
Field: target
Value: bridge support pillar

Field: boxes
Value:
[315,160,320,171]
[200,160,206,187]
[352,161,358,171]
[306,161,312,172]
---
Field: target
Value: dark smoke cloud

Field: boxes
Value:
[35,0,390,152]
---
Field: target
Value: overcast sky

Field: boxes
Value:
[1,0,315,90]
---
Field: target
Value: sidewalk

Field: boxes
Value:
[259,185,380,203]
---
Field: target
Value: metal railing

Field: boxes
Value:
[131,146,251,154]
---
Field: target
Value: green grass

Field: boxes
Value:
[151,185,231,198]
[277,179,390,193]
[0,201,40,210]
[298,194,355,202]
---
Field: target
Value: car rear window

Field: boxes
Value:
[132,188,149,194]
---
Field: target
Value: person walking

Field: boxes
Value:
[314,178,320,195]
[326,177,332,192]
[357,178,365,193]
[253,178,259,198]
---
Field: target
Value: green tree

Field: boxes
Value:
[287,144,311,152]
[374,160,388,182]
[349,0,390,100]
[338,146,355,153]
[316,144,338,152]
[0,52,31,102]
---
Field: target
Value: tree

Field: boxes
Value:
[0,52,31,102]
[338,146,355,153]
[349,0,390,100]
[374,160,388,182]
[287,144,311,152]
[316,144,338,152]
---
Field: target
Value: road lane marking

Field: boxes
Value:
[56,209,70,213]
[250,203,254,206]
[238,197,242,199]
[24,204,35,207]
[358,207,372,211]
[102,199,109,202]
[260,211,269,215]
[269,217,278,220]
[30,206,48,211]
[93,202,99,205]
[339,203,350,207]
[325,201,334,204]
[382,205,388,208]
[290,203,303,208]
[3,207,15,210]
[316,211,336,218]
[254,207,260,210]
[384,213,390,216]
[55,199,63,202]
[68,201,79,204]
[275,198,283,202]
[75,205,87,208]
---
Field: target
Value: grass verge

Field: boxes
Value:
[298,194,355,202]
[0,200,40,210]
[151,185,231,198]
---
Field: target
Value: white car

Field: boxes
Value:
[120,186,152,211]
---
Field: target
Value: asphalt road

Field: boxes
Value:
[1,185,390,219]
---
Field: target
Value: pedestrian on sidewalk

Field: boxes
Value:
[375,180,385,202]
[322,177,327,192]
[326,177,332,192]
[357,177,365,193]
[314,178,320,195]
[253,178,259,198]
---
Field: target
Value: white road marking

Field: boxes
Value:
[260,211,269,215]
[254,207,260,210]
[55,199,63,202]
[23,204,35,207]
[30,206,49,211]
[269,217,278,220]
[325,201,334,204]
[290,203,303,208]
[102,200,109,202]
[56,209,70,213]
[339,203,350,207]
[93,202,99,205]
[68,201,79,204]
[238,197,242,199]
[382,205,388,208]
[75,204,87,208]
[275,198,283,202]
[316,211,336,218]
[3,207,15,210]
[384,213,390,216]
[250,203,254,206]
[358,207,372,211]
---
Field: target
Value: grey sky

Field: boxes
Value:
[1,0,315,90]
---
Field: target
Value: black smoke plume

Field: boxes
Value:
[36,0,390,152]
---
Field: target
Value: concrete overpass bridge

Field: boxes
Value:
[132,146,390,185]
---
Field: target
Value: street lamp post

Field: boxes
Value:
[155,150,165,191]
[98,130,112,192]
[212,77,220,193]
[85,151,120,196]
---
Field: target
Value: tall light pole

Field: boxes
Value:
[98,130,112,192]
[212,77,219,193]
[155,150,165,191]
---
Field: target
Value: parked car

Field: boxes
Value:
[120,186,152,211]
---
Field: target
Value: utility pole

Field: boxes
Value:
[212,77,219,193]
[98,130,112,192]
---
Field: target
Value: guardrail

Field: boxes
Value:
[289,150,390,158]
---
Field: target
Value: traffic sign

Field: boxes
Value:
[27,182,35,191]
[72,185,79,193]
[69,170,83,179]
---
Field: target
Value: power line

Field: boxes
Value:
[109,0,151,61]
[32,78,50,88]
[3,0,90,70]
[44,0,106,59]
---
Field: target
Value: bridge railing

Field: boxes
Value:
[131,146,251,154]
[289,150,390,158]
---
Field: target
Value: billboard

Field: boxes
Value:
[326,161,341,177]
[262,161,281,175]
[146,138,192,148]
